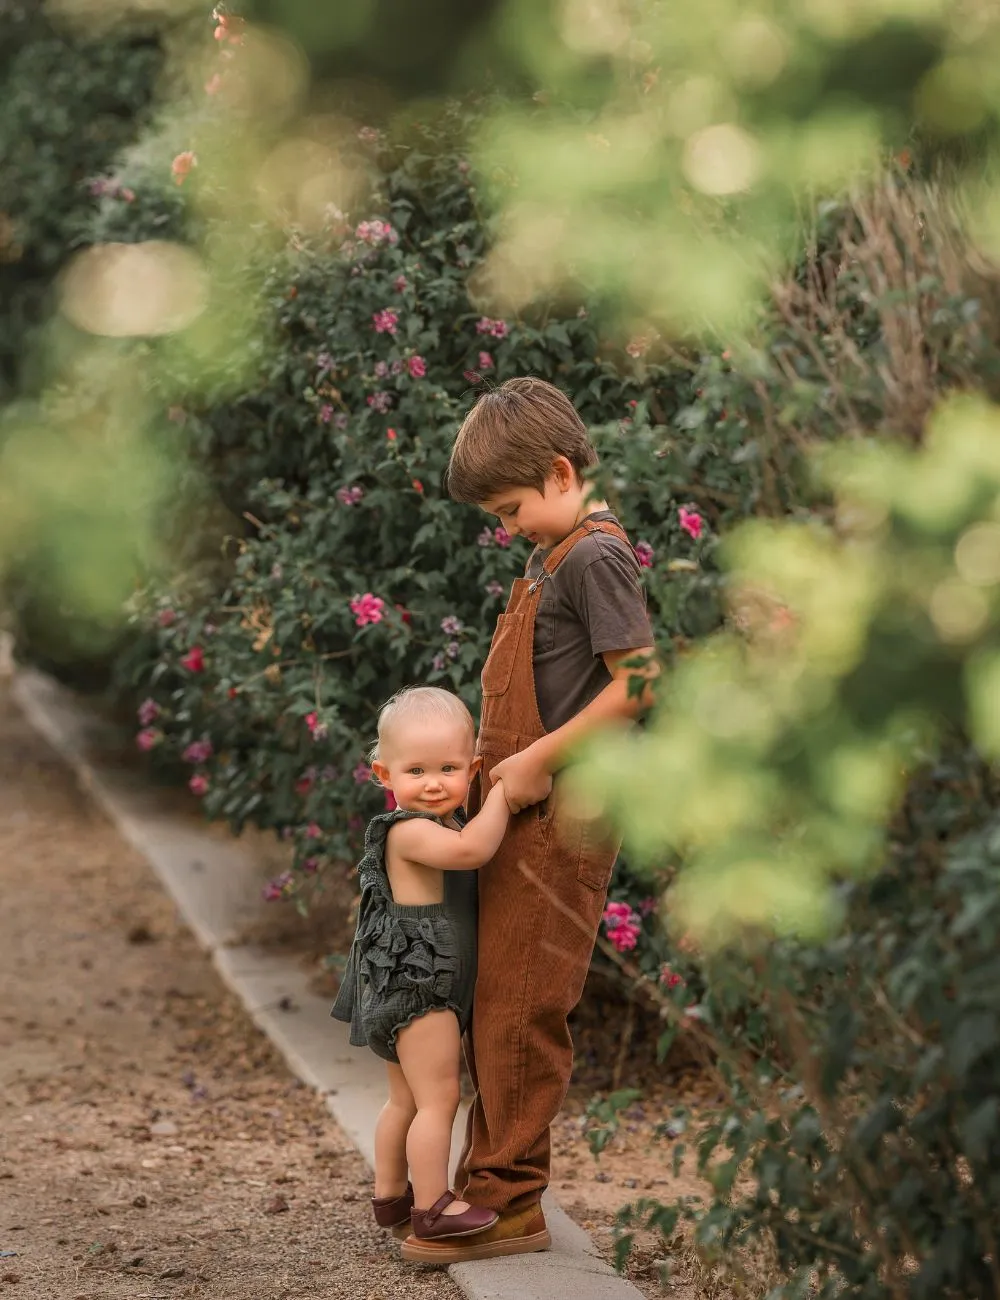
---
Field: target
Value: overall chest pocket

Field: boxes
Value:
[481,613,523,697]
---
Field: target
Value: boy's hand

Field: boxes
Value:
[489,747,552,813]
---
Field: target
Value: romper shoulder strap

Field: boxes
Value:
[542,517,631,577]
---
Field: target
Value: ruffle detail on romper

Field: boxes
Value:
[358,911,458,1003]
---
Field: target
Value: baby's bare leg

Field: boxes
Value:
[395,1009,470,1214]
[374,1062,416,1199]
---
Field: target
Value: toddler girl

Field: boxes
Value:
[331,686,511,1247]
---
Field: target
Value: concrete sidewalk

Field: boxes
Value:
[13,668,647,1300]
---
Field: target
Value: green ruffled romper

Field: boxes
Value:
[330,808,478,1064]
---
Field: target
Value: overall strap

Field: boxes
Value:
[542,517,630,577]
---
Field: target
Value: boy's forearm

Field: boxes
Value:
[533,670,653,774]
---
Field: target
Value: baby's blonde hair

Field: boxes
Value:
[369,686,475,764]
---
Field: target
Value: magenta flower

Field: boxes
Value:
[609,922,640,953]
[440,615,463,636]
[659,964,685,990]
[634,541,654,568]
[349,593,385,626]
[431,651,447,672]
[476,316,509,338]
[367,391,393,413]
[494,526,511,548]
[408,355,427,379]
[463,369,482,383]
[137,698,159,727]
[189,773,209,797]
[394,274,408,292]
[353,761,373,784]
[182,739,213,764]
[603,901,632,927]
[638,896,657,916]
[372,308,399,335]
[181,645,205,673]
[318,404,333,424]
[262,871,293,901]
[305,710,328,740]
[302,856,320,875]
[336,485,364,505]
[136,728,161,752]
[306,821,322,840]
[355,218,397,245]
[678,507,703,541]
[478,351,494,371]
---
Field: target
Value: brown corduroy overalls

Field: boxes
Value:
[457,518,628,1214]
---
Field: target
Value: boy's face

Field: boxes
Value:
[479,457,586,551]
[372,720,481,818]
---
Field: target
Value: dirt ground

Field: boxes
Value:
[0,682,751,1300]
[0,687,463,1300]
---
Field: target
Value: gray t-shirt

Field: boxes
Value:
[524,511,654,733]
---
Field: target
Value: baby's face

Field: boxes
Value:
[374,719,479,818]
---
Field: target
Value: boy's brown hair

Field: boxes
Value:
[445,377,599,504]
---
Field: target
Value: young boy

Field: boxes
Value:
[400,377,657,1264]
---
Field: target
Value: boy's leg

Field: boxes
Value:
[457,810,614,1214]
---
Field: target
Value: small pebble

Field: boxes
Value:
[595,1171,612,1183]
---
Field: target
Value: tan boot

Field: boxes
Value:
[400,1203,550,1264]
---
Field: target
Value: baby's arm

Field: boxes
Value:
[390,780,511,871]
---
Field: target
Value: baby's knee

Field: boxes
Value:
[420,1079,460,1116]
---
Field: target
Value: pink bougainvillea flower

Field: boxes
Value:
[182,739,213,764]
[189,773,209,797]
[478,351,494,371]
[335,485,364,506]
[658,964,685,990]
[494,526,511,548]
[171,151,197,186]
[318,404,333,424]
[609,921,640,953]
[407,355,426,379]
[440,615,463,636]
[262,871,293,901]
[181,645,205,673]
[137,698,160,727]
[678,507,703,541]
[353,761,373,784]
[372,308,399,335]
[305,711,328,741]
[350,593,385,627]
[476,316,509,339]
[463,369,482,383]
[306,821,322,840]
[136,727,161,752]
[355,219,397,246]
[634,541,654,568]
[603,901,632,927]
[384,789,397,811]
